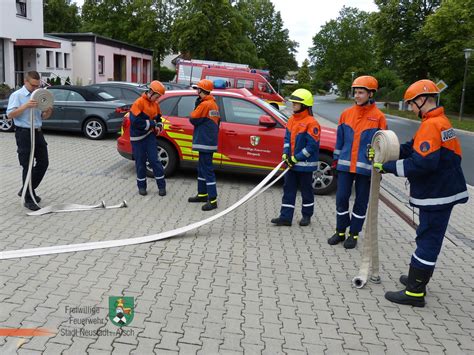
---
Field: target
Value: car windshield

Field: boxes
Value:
[97,91,117,101]
[256,99,288,123]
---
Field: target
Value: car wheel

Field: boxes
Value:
[313,152,337,195]
[146,139,178,177]
[83,117,106,140]
[0,114,14,132]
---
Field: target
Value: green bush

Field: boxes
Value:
[0,83,13,99]
[157,67,176,82]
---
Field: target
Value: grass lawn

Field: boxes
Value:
[381,108,474,132]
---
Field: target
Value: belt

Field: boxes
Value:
[16,126,41,132]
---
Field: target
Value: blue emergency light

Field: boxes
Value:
[213,79,227,89]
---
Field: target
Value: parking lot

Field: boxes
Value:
[0,131,473,354]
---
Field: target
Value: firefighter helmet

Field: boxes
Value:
[193,79,214,93]
[149,80,165,96]
[404,79,439,102]
[289,88,314,107]
[352,75,378,92]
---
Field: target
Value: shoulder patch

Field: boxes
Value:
[209,109,220,118]
[419,141,431,153]
[313,127,319,135]
[367,117,379,122]
[441,128,456,142]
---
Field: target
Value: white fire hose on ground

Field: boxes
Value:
[352,130,400,288]
[20,89,127,216]
[3,158,288,259]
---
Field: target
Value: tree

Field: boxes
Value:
[171,0,259,67]
[308,7,374,96]
[422,0,474,111]
[371,0,440,82]
[297,59,311,86]
[236,0,298,80]
[43,0,81,33]
[81,0,184,75]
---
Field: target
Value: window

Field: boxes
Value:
[258,82,275,94]
[100,86,121,99]
[97,91,116,101]
[55,52,63,69]
[67,91,86,102]
[206,75,234,88]
[98,56,105,75]
[236,79,254,90]
[177,65,202,85]
[222,97,267,126]
[160,97,179,116]
[16,0,27,17]
[46,51,54,68]
[123,89,141,101]
[49,89,70,101]
[177,95,198,117]
[64,53,70,69]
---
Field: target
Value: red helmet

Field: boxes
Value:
[193,79,214,93]
[352,75,378,92]
[149,80,165,96]
[404,79,439,102]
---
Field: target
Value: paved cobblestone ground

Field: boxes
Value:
[0,131,473,354]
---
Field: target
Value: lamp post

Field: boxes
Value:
[459,48,473,121]
[351,71,355,98]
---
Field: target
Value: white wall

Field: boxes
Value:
[0,0,44,40]
[36,37,74,84]
[71,42,93,85]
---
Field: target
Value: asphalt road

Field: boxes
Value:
[313,95,474,186]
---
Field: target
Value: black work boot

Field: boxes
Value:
[299,216,311,226]
[158,188,166,196]
[385,266,431,307]
[202,200,217,211]
[270,218,292,226]
[343,233,358,249]
[400,269,432,293]
[24,200,40,211]
[138,188,147,196]
[188,194,208,203]
[328,230,345,245]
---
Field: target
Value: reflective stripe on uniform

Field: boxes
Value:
[198,177,206,181]
[155,176,164,180]
[193,144,218,150]
[206,182,216,186]
[352,212,366,219]
[412,253,436,266]
[130,130,152,141]
[338,159,351,166]
[302,148,310,157]
[356,162,371,170]
[396,159,405,177]
[295,161,318,167]
[137,177,146,181]
[337,210,349,216]
[282,204,295,209]
[334,149,341,155]
[145,121,150,130]
[409,190,469,206]
[303,203,314,207]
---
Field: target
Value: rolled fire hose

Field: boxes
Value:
[352,130,400,288]
[1,162,288,260]
[20,88,127,216]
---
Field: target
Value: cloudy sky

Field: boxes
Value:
[272,0,378,65]
[73,0,379,65]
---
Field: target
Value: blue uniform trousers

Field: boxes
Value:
[336,171,370,234]
[279,170,314,222]
[131,134,165,190]
[411,207,453,271]
[197,152,217,200]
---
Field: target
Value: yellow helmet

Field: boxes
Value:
[289,88,314,107]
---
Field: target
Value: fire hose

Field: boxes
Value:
[352,130,400,288]
[2,160,288,260]
[20,88,127,216]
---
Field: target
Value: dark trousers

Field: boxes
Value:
[336,171,371,234]
[197,152,217,200]
[15,127,49,201]
[411,207,453,271]
[279,170,314,222]
[131,134,165,190]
